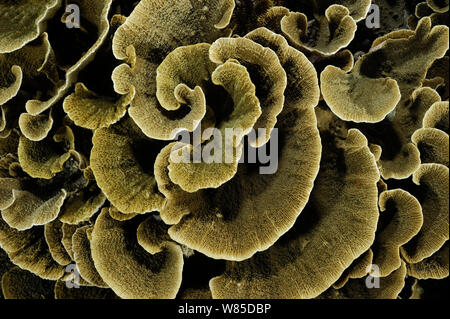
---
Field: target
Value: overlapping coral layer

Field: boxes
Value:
[0,0,448,299]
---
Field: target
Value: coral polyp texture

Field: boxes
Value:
[0,0,448,300]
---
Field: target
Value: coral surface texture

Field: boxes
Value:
[0,0,448,300]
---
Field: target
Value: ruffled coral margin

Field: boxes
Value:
[0,0,448,299]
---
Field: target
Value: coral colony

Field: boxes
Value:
[0,0,448,299]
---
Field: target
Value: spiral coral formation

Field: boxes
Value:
[0,0,448,299]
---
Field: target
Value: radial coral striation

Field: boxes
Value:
[0,0,448,300]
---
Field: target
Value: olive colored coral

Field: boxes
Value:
[154,28,321,261]
[210,129,380,298]
[90,208,183,298]
[0,0,448,301]
[0,0,61,54]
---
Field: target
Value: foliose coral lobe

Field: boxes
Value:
[0,0,448,300]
